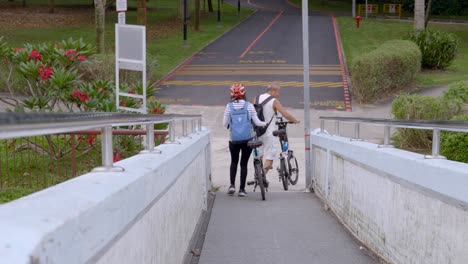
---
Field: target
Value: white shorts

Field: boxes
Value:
[258,135,279,161]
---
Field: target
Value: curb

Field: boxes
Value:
[184,191,216,264]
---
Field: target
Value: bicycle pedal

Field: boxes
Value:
[247,181,255,186]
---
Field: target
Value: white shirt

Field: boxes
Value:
[223,99,266,128]
[257,93,277,137]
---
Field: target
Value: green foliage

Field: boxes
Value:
[443,80,468,103]
[405,29,458,70]
[391,93,462,150]
[351,40,421,103]
[440,115,468,163]
[401,0,468,16]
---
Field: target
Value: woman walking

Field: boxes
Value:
[223,84,266,197]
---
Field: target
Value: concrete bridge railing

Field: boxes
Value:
[0,113,211,264]
[311,121,468,264]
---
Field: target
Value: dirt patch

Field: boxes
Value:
[147,17,182,40]
[0,7,94,30]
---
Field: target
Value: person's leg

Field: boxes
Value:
[239,142,252,191]
[228,142,241,194]
[262,136,279,176]
[263,159,274,176]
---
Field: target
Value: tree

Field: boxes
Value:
[94,0,106,54]
[137,0,147,25]
[424,0,433,28]
[414,0,425,30]
[194,0,200,30]
[48,0,55,13]
[207,0,213,12]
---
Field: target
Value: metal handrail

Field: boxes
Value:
[0,112,203,171]
[319,117,468,159]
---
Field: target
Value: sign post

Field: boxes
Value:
[116,0,127,24]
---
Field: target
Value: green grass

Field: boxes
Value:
[337,17,468,88]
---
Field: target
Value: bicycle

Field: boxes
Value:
[247,138,268,201]
[273,117,299,191]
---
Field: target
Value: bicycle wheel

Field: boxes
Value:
[254,161,266,200]
[288,152,299,185]
[280,158,289,191]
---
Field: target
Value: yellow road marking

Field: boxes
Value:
[160,80,343,88]
[176,70,341,76]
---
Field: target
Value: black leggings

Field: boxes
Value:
[229,141,252,190]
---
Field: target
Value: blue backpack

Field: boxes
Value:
[229,102,252,144]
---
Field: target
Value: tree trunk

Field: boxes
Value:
[207,0,213,12]
[414,0,425,30]
[137,0,147,25]
[48,0,55,13]
[194,0,200,30]
[424,0,433,28]
[94,0,106,54]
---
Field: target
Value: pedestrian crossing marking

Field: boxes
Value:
[175,64,342,76]
[159,80,343,88]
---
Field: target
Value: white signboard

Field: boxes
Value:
[367,5,373,12]
[118,12,126,24]
[389,4,396,13]
[116,0,127,12]
[115,24,147,113]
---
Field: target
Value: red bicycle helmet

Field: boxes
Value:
[230,83,246,99]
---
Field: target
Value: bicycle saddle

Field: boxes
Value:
[272,129,286,136]
[247,139,263,148]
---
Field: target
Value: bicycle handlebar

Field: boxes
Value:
[275,121,295,125]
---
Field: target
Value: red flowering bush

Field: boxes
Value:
[0,37,167,163]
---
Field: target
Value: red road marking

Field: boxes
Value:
[332,16,352,112]
[239,10,284,59]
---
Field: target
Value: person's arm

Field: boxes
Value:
[223,104,231,128]
[248,104,266,126]
[273,100,300,124]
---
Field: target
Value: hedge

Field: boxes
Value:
[351,40,421,104]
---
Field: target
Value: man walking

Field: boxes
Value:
[255,83,300,180]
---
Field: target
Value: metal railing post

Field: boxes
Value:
[425,128,446,159]
[92,126,124,172]
[335,121,340,136]
[182,120,187,137]
[169,120,176,142]
[198,118,202,131]
[378,125,393,148]
[140,123,160,154]
[191,119,196,133]
[351,123,362,141]
[102,126,113,167]
[320,120,325,133]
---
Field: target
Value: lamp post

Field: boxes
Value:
[217,0,221,27]
[303,0,311,191]
[183,0,187,47]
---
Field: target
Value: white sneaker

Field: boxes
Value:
[227,185,235,195]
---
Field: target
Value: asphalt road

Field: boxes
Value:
[157,0,351,111]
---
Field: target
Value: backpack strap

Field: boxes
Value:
[259,95,274,106]
[257,95,275,126]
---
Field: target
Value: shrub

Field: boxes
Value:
[351,40,421,104]
[443,80,468,103]
[405,29,458,69]
[441,115,468,163]
[78,52,159,86]
[391,93,461,150]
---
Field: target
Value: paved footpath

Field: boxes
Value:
[199,192,378,264]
